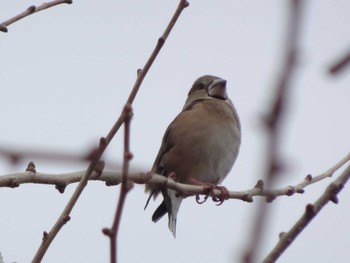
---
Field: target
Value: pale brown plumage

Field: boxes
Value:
[145,75,241,237]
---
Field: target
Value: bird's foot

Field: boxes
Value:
[167,172,177,181]
[192,180,229,205]
[212,185,230,206]
[191,179,213,204]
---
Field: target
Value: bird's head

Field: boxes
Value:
[183,75,233,111]
[188,75,228,100]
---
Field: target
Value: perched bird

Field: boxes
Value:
[145,75,241,237]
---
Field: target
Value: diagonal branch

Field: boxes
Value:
[328,48,350,75]
[31,0,189,262]
[262,163,350,263]
[0,0,72,33]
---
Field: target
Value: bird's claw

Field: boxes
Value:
[196,193,210,204]
[212,186,230,206]
[195,182,229,205]
[195,182,214,204]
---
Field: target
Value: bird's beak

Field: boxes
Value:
[208,78,227,100]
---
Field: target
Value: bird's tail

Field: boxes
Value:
[166,189,183,238]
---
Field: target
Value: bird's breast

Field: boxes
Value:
[163,100,241,185]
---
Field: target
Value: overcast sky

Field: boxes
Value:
[1,1,350,262]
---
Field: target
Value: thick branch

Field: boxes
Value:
[0,0,72,33]
[1,152,348,202]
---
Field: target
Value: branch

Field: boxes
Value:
[31,0,189,261]
[328,48,350,75]
[243,1,304,262]
[0,0,72,33]
[0,145,102,166]
[263,163,350,263]
[102,105,133,263]
[1,152,348,202]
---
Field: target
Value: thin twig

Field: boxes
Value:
[102,105,133,263]
[126,0,189,105]
[243,1,304,262]
[31,0,189,262]
[262,163,350,263]
[328,48,350,75]
[0,0,72,33]
[0,145,104,166]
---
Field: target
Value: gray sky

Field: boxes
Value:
[1,0,350,262]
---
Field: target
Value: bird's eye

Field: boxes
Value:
[197,84,205,90]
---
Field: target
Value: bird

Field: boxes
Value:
[145,75,241,237]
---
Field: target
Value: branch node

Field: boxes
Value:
[158,37,165,46]
[105,180,118,186]
[55,183,66,193]
[305,174,312,182]
[0,24,8,32]
[305,204,315,218]
[42,231,48,241]
[279,232,286,239]
[99,137,107,147]
[102,227,113,237]
[328,183,342,204]
[9,179,20,188]
[27,5,36,13]
[266,194,276,203]
[286,186,295,196]
[296,188,305,194]
[242,193,253,203]
[124,152,133,161]
[330,195,339,204]
[26,161,36,173]
[254,179,264,190]
[94,160,105,177]
[63,215,71,224]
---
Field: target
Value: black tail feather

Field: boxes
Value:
[152,200,168,222]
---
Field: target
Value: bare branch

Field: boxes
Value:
[31,0,189,261]
[0,145,101,166]
[126,0,189,105]
[102,104,133,263]
[0,0,72,33]
[263,163,350,263]
[1,152,348,202]
[243,1,304,262]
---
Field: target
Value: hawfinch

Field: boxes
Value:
[145,75,241,237]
